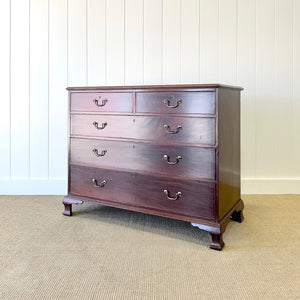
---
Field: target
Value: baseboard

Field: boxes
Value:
[0,179,67,195]
[242,178,300,194]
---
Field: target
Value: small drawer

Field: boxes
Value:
[70,92,133,112]
[70,138,215,180]
[136,91,215,114]
[71,115,216,146]
[70,165,215,220]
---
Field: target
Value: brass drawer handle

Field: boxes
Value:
[164,190,182,201]
[92,178,107,188]
[163,154,182,165]
[93,97,108,107]
[93,121,107,130]
[163,97,182,108]
[92,149,107,157]
[163,124,182,134]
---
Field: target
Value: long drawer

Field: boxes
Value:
[70,92,133,112]
[136,91,215,114]
[70,165,215,220]
[71,115,216,145]
[70,138,215,180]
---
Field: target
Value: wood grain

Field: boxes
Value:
[71,92,133,112]
[65,84,243,250]
[70,138,215,180]
[217,88,241,220]
[136,91,215,114]
[69,164,215,220]
[71,115,216,145]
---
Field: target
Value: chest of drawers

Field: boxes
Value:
[63,84,244,250]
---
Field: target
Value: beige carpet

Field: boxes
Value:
[0,195,299,299]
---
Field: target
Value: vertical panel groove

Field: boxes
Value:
[28,0,31,178]
[273,0,277,178]
[217,0,220,81]
[105,0,107,85]
[292,0,295,101]
[67,0,69,86]
[49,0,68,180]
[292,0,300,177]
[274,0,276,112]
[179,0,182,82]
[124,0,126,85]
[254,0,257,177]
[198,0,201,82]
[86,0,88,85]
[161,0,163,83]
[47,0,50,179]
[236,0,238,83]
[9,0,12,178]
[142,0,144,83]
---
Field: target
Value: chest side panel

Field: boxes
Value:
[217,88,241,220]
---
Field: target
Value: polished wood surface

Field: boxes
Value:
[136,91,215,114]
[70,138,216,180]
[217,87,241,220]
[71,115,216,145]
[70,165,215,220]
[67,83,243,91]
[64,84,244,250]
[71,92,133,112]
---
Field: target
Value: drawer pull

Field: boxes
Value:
[93,97,108,107]
[163,154,182,165]
[163,97,182,108]
[93,121,107,130]
[164,189,182,201]
[163,124,182,134]
[92,178,107,188]
[92,149,107,157]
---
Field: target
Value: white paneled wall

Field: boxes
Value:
[0,0,299,194]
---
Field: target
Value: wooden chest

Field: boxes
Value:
[63,84,244,250]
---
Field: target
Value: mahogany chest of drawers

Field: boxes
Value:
[63,84,244,250]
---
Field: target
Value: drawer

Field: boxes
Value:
[70,165,215,220]
[70,138,215,180]
[70,92,133,112]
[136,91,215,114]
[71,115,215,146]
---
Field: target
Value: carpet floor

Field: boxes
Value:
[0,195,299,299]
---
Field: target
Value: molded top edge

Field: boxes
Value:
[66,83,243,91]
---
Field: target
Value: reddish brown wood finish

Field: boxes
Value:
[69,165,215,220]
[70,138,215,180]
[71,115,216,145]
[217,88,241,220]
[67,83,243,91]
[136,91,215,114]
[63,83,244,250]
[63,196,83,216]
[71,92,133,112]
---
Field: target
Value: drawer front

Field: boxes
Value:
[71,115,215,145]
[136,91,215,114]
[70,138,215,180]
[70,92,133,112]
[70,165,215,220]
